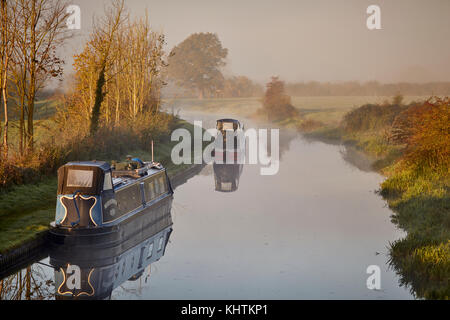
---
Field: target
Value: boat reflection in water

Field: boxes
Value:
[213,162,243,192]
[49,214,173,300]
[213,119,245,192]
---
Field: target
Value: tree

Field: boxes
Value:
[60,2,166,138]
[10,0,70,154]
[167,32,227,99]
[222,76,263,98]
[261,76,297,122]
[88,0,126,135]
[403,97,449,171]
[0,0,18,158]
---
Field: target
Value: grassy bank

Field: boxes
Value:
[0,119,200,254]
[169,96,449,298]
[300,98,450,299]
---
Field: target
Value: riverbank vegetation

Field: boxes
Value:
[256,83,449,299]
[286,81,450,97]
[0,0,201,254]
[0,0,170,190]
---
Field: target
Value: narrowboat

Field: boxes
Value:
[49,221,172,299]
[214,118,245,164]
[48,158,173,248]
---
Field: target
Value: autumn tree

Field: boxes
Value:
[222,76,263,98]
[402,97,450,171]
[0,0,18,158]
[260,76,297,122]
[88,0,126,135]
[59,2,167,139]
[9,0,70,154]
[167,32,228,99]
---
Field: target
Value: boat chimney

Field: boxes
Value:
[151,140,154,164]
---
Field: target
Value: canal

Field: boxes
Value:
[0,110,413,299]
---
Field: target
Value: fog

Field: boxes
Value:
[63,0,450,83]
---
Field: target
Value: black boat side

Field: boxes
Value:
[48,160,173,248]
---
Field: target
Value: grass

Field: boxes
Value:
[381,167,450,299]
[163,97,262,118]
[297,98,449,300]
[0,119,202,254]
[0,178,57,253]
[291,96,428,126]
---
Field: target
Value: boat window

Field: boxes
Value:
[147,243,154,258]
[158,175,167,193]
[66,169,93,188]
[144,179,156,200]
[222,122,234,131]
[221,182,233,191]
[154,177,161,195]
[157,236,164,251]
[103,172,113,191]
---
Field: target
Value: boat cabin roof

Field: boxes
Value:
[64,161,111,171]
[216,119,242,131]
[57,161,167,195]
[217,119,240,124]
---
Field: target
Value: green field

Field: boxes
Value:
[163,96,431,125]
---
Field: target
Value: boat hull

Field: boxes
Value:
[48,194,173,252]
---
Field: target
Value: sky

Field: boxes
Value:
[62,0,450,84]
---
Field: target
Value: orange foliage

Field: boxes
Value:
[403,97,450,172]
[261,77,298,122]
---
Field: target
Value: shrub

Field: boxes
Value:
[261,76,298,122]
[342,103,410,133]
[402,97,450,173]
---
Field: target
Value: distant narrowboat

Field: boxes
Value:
[49,159,173,248]
[214,118,245,164]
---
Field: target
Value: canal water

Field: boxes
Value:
[0,110,413,299]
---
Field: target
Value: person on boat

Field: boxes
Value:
[126,155,144,170]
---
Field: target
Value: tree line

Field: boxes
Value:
[285,81,450,97]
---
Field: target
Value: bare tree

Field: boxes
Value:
[11,0,70,154]
[0,0,18,158]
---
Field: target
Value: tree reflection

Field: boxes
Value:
[0,264,54,300]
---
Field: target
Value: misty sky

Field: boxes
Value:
[63,0,450,84]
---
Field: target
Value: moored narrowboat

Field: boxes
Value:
[49,159,173,248]
[214,118,245,163]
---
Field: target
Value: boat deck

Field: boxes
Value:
[112,163,165,191]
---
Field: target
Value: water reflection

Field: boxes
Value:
[50,227,172,300]
[213,162,243,192]
[0,212,173,300]
[0,264,54,300]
